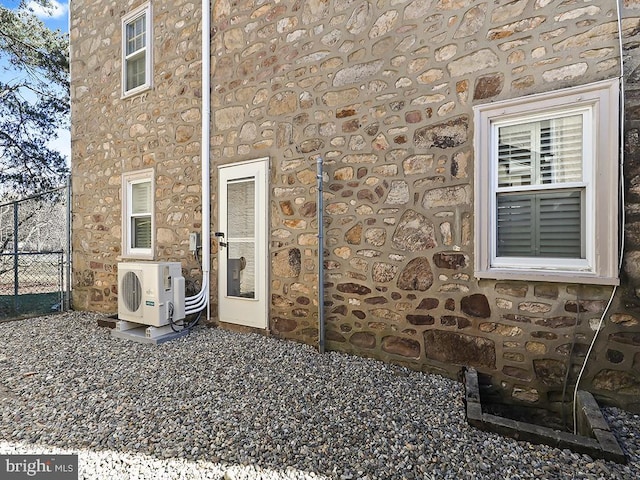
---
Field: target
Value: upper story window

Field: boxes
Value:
[473,79,619,285]
[122,169,154,259]
[122,4,152,96]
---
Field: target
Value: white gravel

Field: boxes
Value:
[0,312,639,479]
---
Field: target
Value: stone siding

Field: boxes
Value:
[71,0,640,411]
[70,0,205,312]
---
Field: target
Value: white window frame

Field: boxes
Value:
[122,3,152,97]
[122,169,155,259]
[473,79,619,285]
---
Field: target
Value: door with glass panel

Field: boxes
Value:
[217,159,268,328]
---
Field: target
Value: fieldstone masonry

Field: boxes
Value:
[71,0,640,411]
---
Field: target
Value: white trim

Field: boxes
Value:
[122,168,155,259]
[473,79,619,285]
[218,156,271,169]
[121,3,152,98]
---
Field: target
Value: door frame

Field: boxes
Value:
[217,157,269,329]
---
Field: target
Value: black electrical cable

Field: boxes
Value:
[168,301,180,332]
[169,300,202,333]
[184,310,202,331]
[194,245,201,266]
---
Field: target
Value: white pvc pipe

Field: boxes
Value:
[185,0,211,319]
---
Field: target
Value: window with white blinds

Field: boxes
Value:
[473,79,620,285]
[122,170,154,258]
[496,114,586,259]
[130,181,152,249]
[122,4,151,96]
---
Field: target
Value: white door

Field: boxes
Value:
[217,158,268,329]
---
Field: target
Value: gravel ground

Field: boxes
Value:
[0,312,639,480]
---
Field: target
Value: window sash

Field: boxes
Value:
[131,180,151,214]
[125,52,146,91]
[130,180,151,249]
[490,106,593,269]
[131,216,152,249]
[496,189,584,259]
[122,5,151,95]
[497,113,584,188]
[125,15,146,56]
[123,172,153,257]
[473,79,619,284]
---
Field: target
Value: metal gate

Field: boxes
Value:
[0,182,71,320]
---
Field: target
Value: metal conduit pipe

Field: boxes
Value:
[184,0,212,320]
[66,175,72,311]
[317,156,325,354]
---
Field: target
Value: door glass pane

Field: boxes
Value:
[227,178,255,298]
[227,244,255,298]
[227,179,255,238]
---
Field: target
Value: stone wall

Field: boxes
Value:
[71,0,640,411]
[70,0,205,312]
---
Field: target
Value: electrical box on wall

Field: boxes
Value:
[189,232,200,252]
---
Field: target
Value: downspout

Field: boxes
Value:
[201,0,211,323]
[185,0,211,319]
[317,156,325,353]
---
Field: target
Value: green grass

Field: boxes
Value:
[0,292,61,321]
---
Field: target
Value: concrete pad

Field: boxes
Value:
[111,325,189,344]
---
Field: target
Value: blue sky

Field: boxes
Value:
[0,1,70,160]
[1,0,69,30]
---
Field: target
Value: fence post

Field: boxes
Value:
[13,201,18,312]
[59,252,64,312]
[65,175,72,311]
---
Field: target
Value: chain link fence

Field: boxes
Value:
[0,184,71,320]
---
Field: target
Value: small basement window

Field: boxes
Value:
[122,169,154,258]
[473,79,619,285]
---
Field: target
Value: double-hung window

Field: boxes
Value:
[474,79,619,284]
[122,170,154,258]
[122,4,152,96]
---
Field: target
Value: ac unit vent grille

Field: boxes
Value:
[121,271,142,312]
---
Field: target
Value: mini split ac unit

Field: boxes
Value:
[117,262,185,327]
